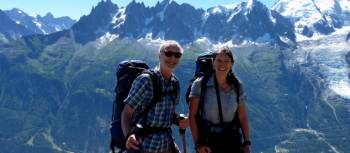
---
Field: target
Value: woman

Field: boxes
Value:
[189,47,250,153]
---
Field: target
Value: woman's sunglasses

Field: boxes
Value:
[162,51,182,58]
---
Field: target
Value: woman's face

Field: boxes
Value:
[213,53,233,75]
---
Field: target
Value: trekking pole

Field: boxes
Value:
[180,130,186,153]
[178,114,187,153]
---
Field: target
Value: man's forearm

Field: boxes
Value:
[121,105,134,138]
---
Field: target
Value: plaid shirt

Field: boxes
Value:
[124,69,179,152]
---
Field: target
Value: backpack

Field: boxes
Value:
[185,53,214,104]
[184,52,243,145]
[110,60,162,153]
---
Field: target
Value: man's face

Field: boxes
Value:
[159,45,182,71]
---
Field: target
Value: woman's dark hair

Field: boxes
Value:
[212,46,234,64]
[213,46,242,97]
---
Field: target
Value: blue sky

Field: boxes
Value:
[0,0,276,20]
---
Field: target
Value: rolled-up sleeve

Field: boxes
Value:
[238,85,247,106]
[189,78,202,98]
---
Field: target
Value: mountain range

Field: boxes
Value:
[65,0,296,46]
[4,8,76,35]
[0,8,75,42]
[0,0,350,153]
[0,9,33,42]
[2,0,349,45]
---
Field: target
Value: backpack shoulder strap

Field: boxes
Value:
[171,75,180,102]
[213,74,224,124]
[198,74,211,116]
[172,75,180,93]
[228,72,241,104]
[145,70,162,102]
[138,70,162,124]
[229,73,242,128]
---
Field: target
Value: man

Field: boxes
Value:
[121,40,189,153]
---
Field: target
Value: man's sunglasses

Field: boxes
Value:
[162,51,182,58]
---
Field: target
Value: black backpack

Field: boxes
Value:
[185,53,214,104]
[185,53,243,144]
[110,60,162,153]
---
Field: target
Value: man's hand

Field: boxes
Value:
[125,134,140,150]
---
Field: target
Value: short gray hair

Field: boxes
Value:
[158,40,184,53]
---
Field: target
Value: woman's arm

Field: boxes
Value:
[189,96,200,144]
[238,104,250,152]
[238,104,250,141]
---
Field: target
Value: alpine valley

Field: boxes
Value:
[0,0,349,153]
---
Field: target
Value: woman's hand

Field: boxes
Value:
[197,145,211,153]
[244,144,251,153]
[125,134,140,150]
[177,114,189,130]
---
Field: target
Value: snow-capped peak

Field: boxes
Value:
[340,0,350,12]
[207,3,239,15]
[209,5,225,14]
[112,7,126,29]
[29,13,40,18]
[247,0,256,10]
[162,0,174,5]
[273,0,348,37]
[273,0,323,20]
[339,0,350,25]
[222,3,239,10]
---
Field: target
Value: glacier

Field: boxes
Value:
[288,26,350,101]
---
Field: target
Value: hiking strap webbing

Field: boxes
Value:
[213,75,224,124]
[134,71,179,136]
[138,70,162,124]
[202,74,241,127]
[198,75,210,117]
[134,72,179,152]
[197,73,243,146]
[140,71,179,126]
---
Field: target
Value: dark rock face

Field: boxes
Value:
[114,1,204,44]
[346,51,350,65]
[71,0,118,44]
[313,19,335,35]
[152,2,203,43]
[302,26,313,37]
[0,10,33,40]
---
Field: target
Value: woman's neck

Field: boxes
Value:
[215,72,227,86]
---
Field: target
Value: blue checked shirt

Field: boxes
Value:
[124,69,180,152]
